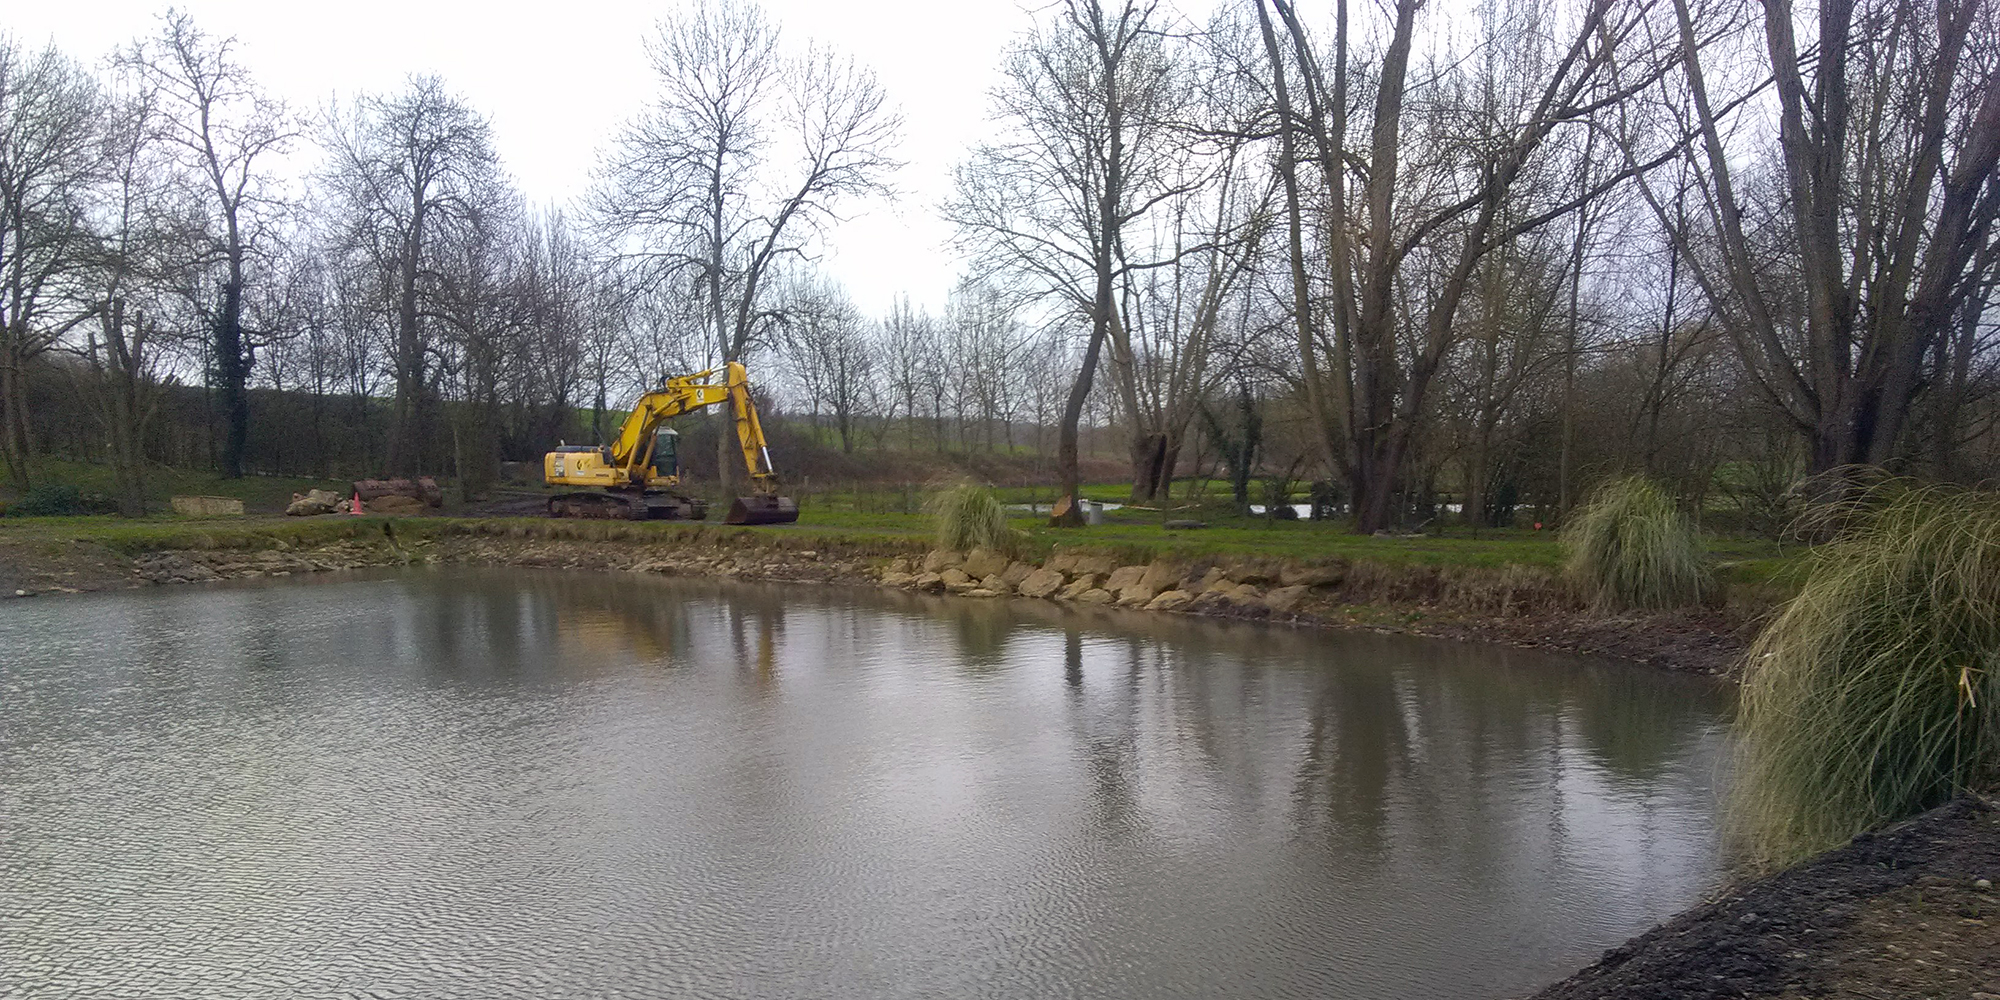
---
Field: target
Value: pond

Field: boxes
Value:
[1,568,1731,998]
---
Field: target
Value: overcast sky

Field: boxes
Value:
[4,0,1075,316]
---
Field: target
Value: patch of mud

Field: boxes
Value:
[1530,797,2000,999]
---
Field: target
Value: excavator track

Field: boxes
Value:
[548,492,710,521]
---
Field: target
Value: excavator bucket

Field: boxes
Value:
[725,494,799,525]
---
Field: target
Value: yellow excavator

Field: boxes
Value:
[543,362,800,524]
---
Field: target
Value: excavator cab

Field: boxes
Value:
[649,427,679,480]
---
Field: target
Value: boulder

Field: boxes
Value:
[366,494,426,515]
[1072,553,1117,577]
[1224,562,1279,586]
[961,547,1009,580]
[1001,561,1036,586]
[1222,582,1264,605]
[941,568,976,592]
[1264,585,1311,614]
[1017,568,1066,599]
[1188,567,1231,593]
[1145,589,1194,612]
[1074,587,1115,605]
[171,495,244,517]
[1104,565,1146,592]
[1280,564,1344,588]
[922,549,964,573]
[285,489,341,516]
[963,588,1000,599]
[1115,583,1158,607]
[880,571,915,587]
[1043,551,1079,574]
[1058,574,1100,600]
[888,557,914,574]
[1138,561,1180,593]
[912,572,946,592]
[980,574,1014,596]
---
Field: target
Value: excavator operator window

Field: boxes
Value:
[651,428,679,478]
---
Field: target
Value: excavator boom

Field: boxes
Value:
[543,362,798,524]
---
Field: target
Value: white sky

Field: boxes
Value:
[4,0,1058,316]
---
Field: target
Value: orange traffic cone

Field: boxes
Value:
[351,491,363,515]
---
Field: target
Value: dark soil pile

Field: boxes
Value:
[1530,796,2000,999]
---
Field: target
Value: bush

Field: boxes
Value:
[1731,483,2000,865]
[8,482,86,517]
[925,482,1014,554]
[1561,475,1713,613]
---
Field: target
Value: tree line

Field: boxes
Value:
[3,0,1996,529]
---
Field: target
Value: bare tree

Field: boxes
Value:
[593,0,900,490]
[67,70,197,514]
[323,74,502,475]
[781,278,871,453]
[120,10,294,478]
[948,0,1208,518]
[1256,0,1690,531]
[0,37,101,486]
[1656,0,2000,480]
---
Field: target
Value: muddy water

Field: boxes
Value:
[1,569,1731,999]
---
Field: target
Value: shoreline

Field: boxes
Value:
[0,516,1758,677]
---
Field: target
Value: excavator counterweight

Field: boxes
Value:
[542,362,798,525]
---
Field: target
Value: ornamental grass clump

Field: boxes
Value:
[1562,475,1713,613]
[1732,483,2000,866]
[926,482,1014,554]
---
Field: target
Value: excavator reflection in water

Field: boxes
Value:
[543,362,800,524]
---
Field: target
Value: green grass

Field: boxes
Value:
[1731,482,2000,866]
[1563,475,1715,613]
[4,457,349,514]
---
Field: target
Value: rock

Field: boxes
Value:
[1043,552,1079,574]
[888,557,914,574]
[1977,878,1993,890]
[13,588,28,598]
[1162,519,1207,530]
[881,571,915,587]
[1001,561,1036,586]
[1058,574,1101,600]
[1116,583,1158,607]
[921,549,964,573]
[798,550,818,560]
[1138,561,1180,593]
[1280,564,1344,588]
[963,588,1000,599]
[1222,582,1264,605]
[1072,553,1117,577]
[913,572,946,592]
[170,495,244,517]
[941,567,976,592]
[1264,584,1310,614]
[1075,587,1115,605]
[1017,568,1066,599]
[961,547,1009,580]
[1145,589,1194,611]
[367,494,426,515]
[286,488,346,516]
[1188,567,1230,593]
[1105,565,1146,592]
[1224,562,1278,586]
[980,574,1013,595]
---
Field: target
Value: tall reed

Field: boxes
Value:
[1732,483,2000,865]
[926,482,1014,554]
[1562,475,1713,613]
